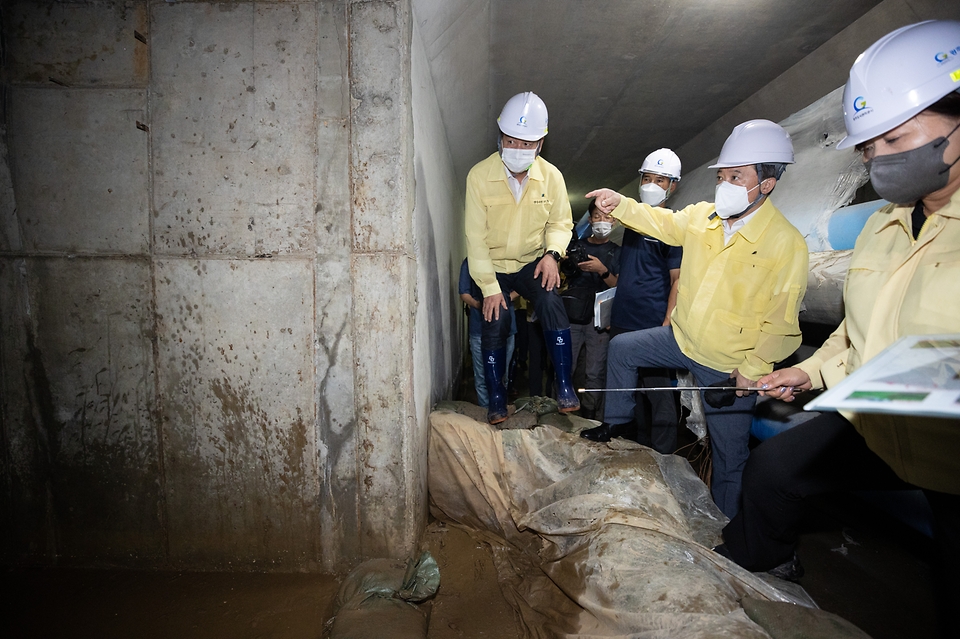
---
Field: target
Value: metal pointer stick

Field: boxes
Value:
[577,386,765,393]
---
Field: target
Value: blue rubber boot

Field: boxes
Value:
[545,329,580,413]
[483,347,509,424]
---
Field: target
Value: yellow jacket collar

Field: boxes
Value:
[940,189,960,220]
[874,205,915,237]
[874,189,960,235]
[707,198,780,243]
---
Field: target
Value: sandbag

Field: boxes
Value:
[328,552,439,639]
[741,597,872,639]
[428,409,808,638]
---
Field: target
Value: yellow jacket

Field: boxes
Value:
[465,153,573,298]
[796,191,960,494]
[611,196,808,380]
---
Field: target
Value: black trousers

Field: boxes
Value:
[526,318,553,398]
[481,258,569,350]
[722,411,960,638]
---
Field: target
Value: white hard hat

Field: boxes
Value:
[639,148,682,181]
[709,119,795,168]
[497,92,548,141]
[837,20,960,150]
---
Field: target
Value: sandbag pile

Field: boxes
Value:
[428,409,807,638]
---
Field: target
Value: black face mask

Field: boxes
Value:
[866,120,960,205]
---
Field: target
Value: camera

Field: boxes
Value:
[561,240,589,277]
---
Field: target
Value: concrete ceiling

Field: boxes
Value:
[487,0,886,211]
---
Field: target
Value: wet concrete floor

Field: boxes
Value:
[2,459,937,639]
[788,493,938,638]
[5,521,521,639]
[5,567,340,639]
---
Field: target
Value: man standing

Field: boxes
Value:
[466,91,579,424]
[587,120,808,518]
[561,200,620,419]
[581,149,683,453]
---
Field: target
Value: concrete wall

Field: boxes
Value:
[412,0,493,189]
[0,0,450,572]
[409,0,493,394]
[411,20,464,424]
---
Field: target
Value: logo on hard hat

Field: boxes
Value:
[657,159,664,166]
[935,47,960,65]
[518,115,528,127]
[851,95,873,122]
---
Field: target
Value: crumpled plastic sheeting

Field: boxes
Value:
[429,410,806,638]
[676,370,707,441]
[801,249,853,326]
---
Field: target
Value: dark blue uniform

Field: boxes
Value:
[610,229,682,331]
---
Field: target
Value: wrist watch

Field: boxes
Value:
[545,250,561,263]
[600,270,610,280]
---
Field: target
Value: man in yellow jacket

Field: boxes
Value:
[466,92,579,424]
[587,119,809,519]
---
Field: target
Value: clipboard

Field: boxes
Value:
[594,287,616,330]
[803,333,960,419]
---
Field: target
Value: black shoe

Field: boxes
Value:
[766,553,804,583]
[580,422,632,442]
[712,543,734,561]
[713,544,804,583]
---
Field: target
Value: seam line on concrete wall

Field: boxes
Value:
[147,0,171,564]
[345,0,362,556]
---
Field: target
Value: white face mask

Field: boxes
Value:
[591,221,614,239]
[501,148,538,174]
[714,181,764,219]
[639,183,668,206]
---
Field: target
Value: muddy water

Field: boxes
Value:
[6,568,340,639]
[422,521,521,638]
[5,522,520,639]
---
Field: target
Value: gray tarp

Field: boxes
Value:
[428,409,807,639]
